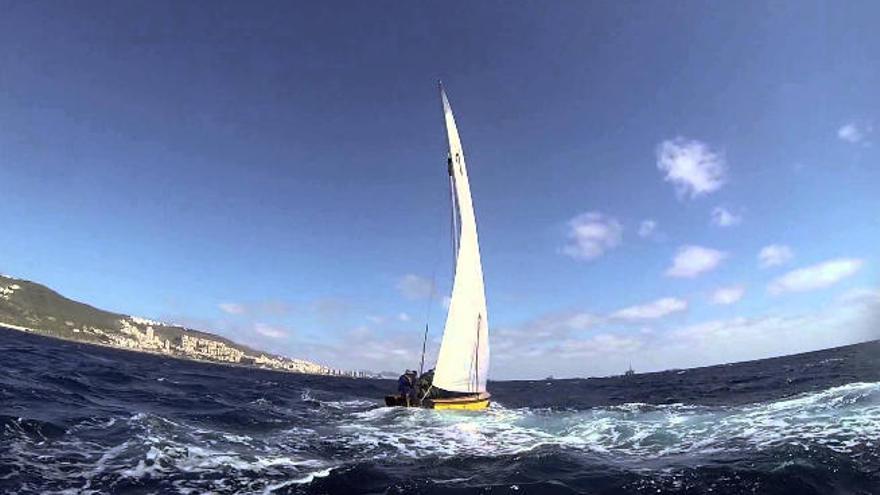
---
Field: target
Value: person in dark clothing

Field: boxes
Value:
[417,368,435,401]
[397,370,416,406]
[406,370,418,403]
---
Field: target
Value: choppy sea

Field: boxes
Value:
[2,328,880,494]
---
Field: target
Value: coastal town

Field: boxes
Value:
[87,317,369,377]
[1,276,370,378]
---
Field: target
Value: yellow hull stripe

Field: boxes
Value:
[430,395,491,411]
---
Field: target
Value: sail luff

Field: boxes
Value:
[432,86,490,394]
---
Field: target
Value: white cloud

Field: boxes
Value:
[665,245,727,278]
[556,334,643,359]
[396,274,434,300]
[638,219,658,238]
[611,297,688,321]
[656,137,727,199]
[758,244,794,268]
[348,325,372,340]
[491,310,601,359]
[365,312,412,325]
[565,313,600,330]
[218,303,245,315]
[519,311,601,337]
[299,327,424,373]
[837,122,872,144]
[711,206,742,227]
[254,323,287,339]
[561,212,622,261]
[216,301,293,317]
[768,258,864,295]
[710,285,745,305]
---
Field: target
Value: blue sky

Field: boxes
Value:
[1,1,878,378]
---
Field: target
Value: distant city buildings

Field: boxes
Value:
[0,306,364,378]
[0,283,21,300]
[1,278,364,378]
[115,319,172,353]
[110,318,362,377]
[177,333,243,363]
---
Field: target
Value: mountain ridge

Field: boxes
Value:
[0,274,356,376]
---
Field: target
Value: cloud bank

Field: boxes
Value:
[491,288,879,378]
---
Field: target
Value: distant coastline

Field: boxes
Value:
[0,274,375,379]
[0,323,366,379]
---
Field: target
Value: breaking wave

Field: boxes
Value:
[3,382,879,493]
[332,382,880,461]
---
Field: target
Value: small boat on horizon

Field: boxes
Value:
[384,84,490,411]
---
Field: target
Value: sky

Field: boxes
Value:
[1,1,878,378]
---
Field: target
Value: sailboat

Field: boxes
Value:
[384,84,491,411]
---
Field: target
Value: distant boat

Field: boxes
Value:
[624,362,635,377]
[385,84,491,411]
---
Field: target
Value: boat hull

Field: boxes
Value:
[384,392,490,410]
[429,392,490,410]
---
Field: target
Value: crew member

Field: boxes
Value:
[397,370,415,406]
[417,368,435,401]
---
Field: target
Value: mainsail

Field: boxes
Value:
[432,86,490,394]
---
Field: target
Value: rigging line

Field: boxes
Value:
[416,322,432,378]
[467,343,476,393]
[416,167,449,375]
[466,314,481,393]
[448,163,460,268]
[420,384,433,403]
[473,314,482,393]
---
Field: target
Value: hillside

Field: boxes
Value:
[0,274,349,376]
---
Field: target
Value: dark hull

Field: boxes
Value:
[384,395,411,407]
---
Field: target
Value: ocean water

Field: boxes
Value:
[2,329,880,494]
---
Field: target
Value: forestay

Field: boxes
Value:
[432,87,490,394]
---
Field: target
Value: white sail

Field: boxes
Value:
[432,86,490,394]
